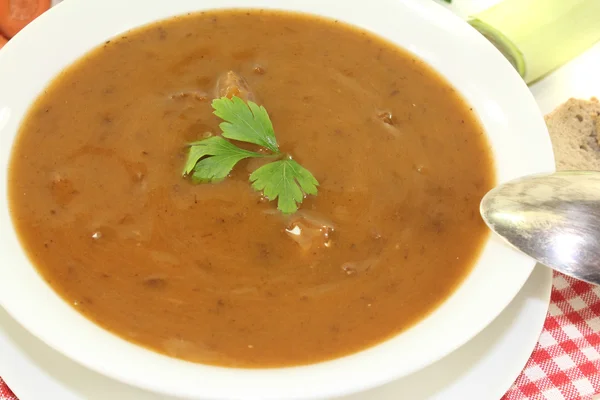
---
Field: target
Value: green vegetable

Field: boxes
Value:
[183,136,264,183]
[469,0,600,84]
[183,97,319,214]
[212,96,280,154]
[250,159,319,214]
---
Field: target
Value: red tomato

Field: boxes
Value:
[0,0,52,38]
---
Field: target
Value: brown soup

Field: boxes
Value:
[8,10,494,367]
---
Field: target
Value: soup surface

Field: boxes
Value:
[8,10,494,367]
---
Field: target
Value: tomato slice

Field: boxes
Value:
[0,0,51,38]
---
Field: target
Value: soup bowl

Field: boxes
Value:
[0,0,554,399]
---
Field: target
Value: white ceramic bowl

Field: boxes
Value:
[0,0,554,399]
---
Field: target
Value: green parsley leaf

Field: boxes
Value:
[183,96,319,214]
[183,136,263,183]
[249,159,319,214]
[212,96,280,154]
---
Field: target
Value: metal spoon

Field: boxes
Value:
[480,170,600,285]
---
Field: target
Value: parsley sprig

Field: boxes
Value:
[183,96,319,214]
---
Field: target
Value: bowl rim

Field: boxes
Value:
[0,0,555,399]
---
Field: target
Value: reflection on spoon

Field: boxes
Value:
[480,170,600,285]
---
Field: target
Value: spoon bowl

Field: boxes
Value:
[481,170,600,285]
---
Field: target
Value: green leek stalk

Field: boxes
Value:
[469,0,600,84]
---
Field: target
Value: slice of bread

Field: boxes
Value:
[545,97,600,170]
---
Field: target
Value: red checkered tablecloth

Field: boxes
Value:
[0,380,14,400]
[501,273,600,400]
[1,273,599,400]
[0,381,15,400]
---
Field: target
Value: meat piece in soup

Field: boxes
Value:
[215,70,256,101]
